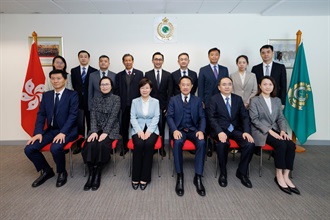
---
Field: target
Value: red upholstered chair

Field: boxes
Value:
[41,135,83,178]
[81,139,119,176]
[259,144,274,177]
[127,136,162,177]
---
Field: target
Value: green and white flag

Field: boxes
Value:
[284,43,316,144]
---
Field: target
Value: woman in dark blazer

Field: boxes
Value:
[130,78,160,190]
[230,55,257,109]
[249,76,300,195]
[82,77,120,191]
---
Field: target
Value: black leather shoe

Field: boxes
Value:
[120,149,128,156]
[84,166,95,191]
[73,147,81,154]
[254,147,261,156]
[159,149,166,157]
[56,170,68,187]
[289,186,300,195]
[175,173,184,196]
[218,174,227,187]
[274,177,291,195]
[32,168,55,187]
[189,150,196,155]
[193,175,206,196]
[206,148,213,157]
[236,170,252,188]
[132,182,139,190]
[92,166,102,191]
[140,182,148,190]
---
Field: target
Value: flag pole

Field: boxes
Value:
[293,30,306,153]
[32,31,38,45]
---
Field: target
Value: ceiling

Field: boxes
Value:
[0,0,329,16]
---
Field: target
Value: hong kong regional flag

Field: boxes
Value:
[21,42,45,136]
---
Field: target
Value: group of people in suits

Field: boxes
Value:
[24,45,300,196]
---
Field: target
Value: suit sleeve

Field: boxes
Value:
[146,100,160,134]
[60,92,79,135]
[130,99,143,133]
[207,97,224,135]
[88,75,94,111]
[249,98,270,135]
[33,93,48,135]
[166,97,177,134]
[197,98,206,133]
[279,64,287,105]
[103,96,121,135]
[198,68,205,101]
[238,97,251,133]
[275,98,287,132]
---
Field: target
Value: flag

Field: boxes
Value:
[21,41,45,136]
[284,43,316,144]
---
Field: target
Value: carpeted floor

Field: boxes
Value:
[0,145,329,220]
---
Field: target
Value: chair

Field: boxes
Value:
[127,136,162,177]
[81,139,119,176]
[259,144,274,177]
[40,135,83,178]
[170,139,203,177]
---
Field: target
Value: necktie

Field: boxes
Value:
[52,93,60,128]
[156,70,160,88]
[128,71,131,75]
[213,65,218,80]
[183,71,186,76]
[225,97,234,132]
[265,65,270,76]
[184,96,188,104]
[81,67,87,83]
[102,71,106,77]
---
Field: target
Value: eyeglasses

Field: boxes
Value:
[100,83,111,87]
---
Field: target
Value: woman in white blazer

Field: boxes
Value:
[130,78,160,190]
[249,76,299,195]
[230,55,257,108]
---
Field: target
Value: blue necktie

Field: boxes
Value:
[265,65,270,76]
[213,65,218,80]
[52,93,60,128]
[156,70,160,88]
[81,67,86,83]
[225,97,234,132]
[183,70,186,76]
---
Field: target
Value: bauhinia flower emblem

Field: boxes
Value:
[21,79,45,110]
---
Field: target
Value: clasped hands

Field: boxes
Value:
[87,132,108,142]
[137,131,151,140]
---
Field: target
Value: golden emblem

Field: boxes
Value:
[157,17,174,40]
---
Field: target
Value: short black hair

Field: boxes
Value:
[49,69,67,79]
[78,50,90,58]
[152,52,164,60]
[178,52,189,59]
[138,78,153,89]
[218,76,233,86]
[99,55,109,61]
[236,55,249,64]
[122,54,134,62]
[208,47,220,55]
[256,76,277,97]
[99,76,113,88]
[179,75,193,85]
[260,45,274,52]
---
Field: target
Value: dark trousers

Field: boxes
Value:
[132,133,158,183]
[214,130,254,176]
[158,109,166,149]
[121,106,131,151]
[82,136,113,165]
[173,130,205,175]
[266,133,296,170]
[24,129,73,173]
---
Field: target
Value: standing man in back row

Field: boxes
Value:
[198,47,229,157]
[145,52,173,157]
[116,54,144,156]
[71,50,98,154]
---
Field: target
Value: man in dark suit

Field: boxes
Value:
[71,50,98,154]
[115,54,143,156]
[198,47,229,157]
[251,44,287,155]
[167,76,206,197]
[251,45,287,106]
[88,55,116,111]
[145,52,173,157]
[172,53,198,96]
[207,77,254,188]
[24,70,78,188]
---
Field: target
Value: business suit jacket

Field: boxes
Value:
[249,95,287,146]
[251,62,287,105]
[130,97,160,135]
[88,70,116,110]
[198,64,229,105]
[171,69,198,96]
[34,89,79,140]
[167,94,206,135]
[207,93,250,138]
[145,69,173,111]
[71,65,98,109]
[115,68,143,111]
[230,71,257,107]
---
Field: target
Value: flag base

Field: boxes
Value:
[295,145,306,153]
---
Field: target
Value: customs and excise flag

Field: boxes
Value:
[21,41,45,136]
[284,43,316,144]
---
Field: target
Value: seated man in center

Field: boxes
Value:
[167,76,206,197]
[207,77,255,188]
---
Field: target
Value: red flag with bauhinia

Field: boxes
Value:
[21,41,45,136]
